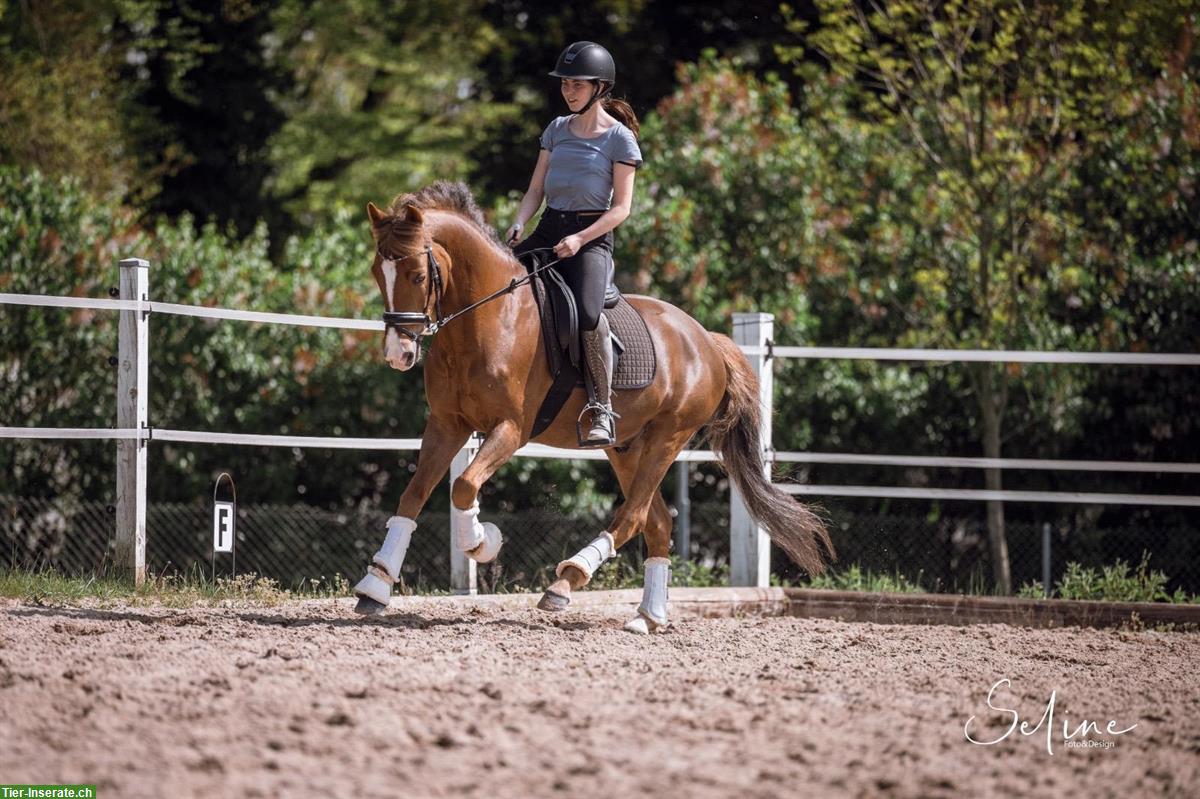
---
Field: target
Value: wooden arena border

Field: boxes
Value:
[389,587,1200,630]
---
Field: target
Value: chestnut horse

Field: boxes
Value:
[352,182,833,632]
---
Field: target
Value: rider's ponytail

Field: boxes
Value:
[603,97,640,138]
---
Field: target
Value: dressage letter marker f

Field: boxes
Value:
[213,501,235,553]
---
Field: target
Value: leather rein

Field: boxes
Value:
[380,245,562,341]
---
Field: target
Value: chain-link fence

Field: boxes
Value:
[3,493,1196,595]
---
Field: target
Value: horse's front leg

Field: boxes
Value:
[449,419,523,564]
[353,416,470,615]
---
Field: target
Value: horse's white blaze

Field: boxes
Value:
[381,258,397,312]
[384,327,409,364]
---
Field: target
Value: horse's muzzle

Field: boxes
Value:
[383,328,418,371]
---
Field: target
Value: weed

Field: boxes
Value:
[799,565,925,594]
[1018,553,1199,604]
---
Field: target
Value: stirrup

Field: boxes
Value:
[576,402,620,448]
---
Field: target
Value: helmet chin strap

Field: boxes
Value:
[578,80,612,116]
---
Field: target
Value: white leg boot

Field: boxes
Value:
[353,516,416,610]
[556,531,617,584]
[624,557,670,634]
[452,500,503,563]
[538,531,617,611]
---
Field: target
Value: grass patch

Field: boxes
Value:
[791,564,926,594]
[0,567,352,608]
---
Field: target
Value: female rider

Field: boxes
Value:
[507,41,642,447]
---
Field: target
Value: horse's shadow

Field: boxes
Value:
[5,603,600,632]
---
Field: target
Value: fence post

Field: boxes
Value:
[449,433,481,594]
[674,460,691,561]
[730,312,773,587]
[1042,522,1052,598]
[116,258,149,586]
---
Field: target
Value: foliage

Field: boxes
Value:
[472,0,814,198]
[801,564,925,594]
[588,554,729,590]
[0,0,135,203]
[618,55,821,334]
[3,0,1199,595]
[116,0,293,236]
[265,0,506,226]
[0,168,426,509]
[776,0,1200,591]
[1048,553,1199,604]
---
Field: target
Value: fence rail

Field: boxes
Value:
[3,259,1198,591]
[780,484,1200,507]
[740,343,1200,366]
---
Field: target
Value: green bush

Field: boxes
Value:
[1,167,434,510]
[1018,553,1200,603]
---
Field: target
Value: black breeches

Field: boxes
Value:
[513,207,613,331]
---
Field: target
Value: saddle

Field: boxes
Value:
[520,253,656,439]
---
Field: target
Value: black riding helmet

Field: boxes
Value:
[549,41,616,83]
[549,42,615,114]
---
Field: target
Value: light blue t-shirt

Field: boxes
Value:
[539,116,643,211]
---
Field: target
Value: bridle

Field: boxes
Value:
[378,245,443,342]
[379,242,563,341]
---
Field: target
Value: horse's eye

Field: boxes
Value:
[413,274,426,285]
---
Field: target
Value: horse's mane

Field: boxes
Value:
[388,181,508,256]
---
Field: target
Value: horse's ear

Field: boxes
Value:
[402,204,424,225]
[367,202,387,228]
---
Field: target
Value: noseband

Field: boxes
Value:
[379,245,445,341]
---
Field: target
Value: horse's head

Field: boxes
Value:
[368,201,437,371]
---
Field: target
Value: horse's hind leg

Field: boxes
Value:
[539,431,684,625]
[616,490,675,634]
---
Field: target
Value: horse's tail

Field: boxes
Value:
[706,333,836,576]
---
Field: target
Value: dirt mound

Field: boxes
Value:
[1,597,1196,797]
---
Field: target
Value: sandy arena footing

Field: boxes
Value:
[1,591,1197,798]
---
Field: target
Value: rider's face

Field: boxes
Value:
[560,78,593,112]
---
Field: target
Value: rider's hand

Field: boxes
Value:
[505,222,523,247]
[554,234,584,258]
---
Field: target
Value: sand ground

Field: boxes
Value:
[1,596,1197,798]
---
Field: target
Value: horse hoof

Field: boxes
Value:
[354,595,388,616]
[623,615,667,635]
[537,590,570,612]
[466,522,503,564]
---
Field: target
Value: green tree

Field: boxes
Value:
[786,0,1195,592]
[265,0,504,226]
[118,0,292,236]
[616,55,823,333]
[0,0,135,201]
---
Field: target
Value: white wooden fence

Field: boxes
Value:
[3,258,1199,591]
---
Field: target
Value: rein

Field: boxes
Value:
[381,245,562,340]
